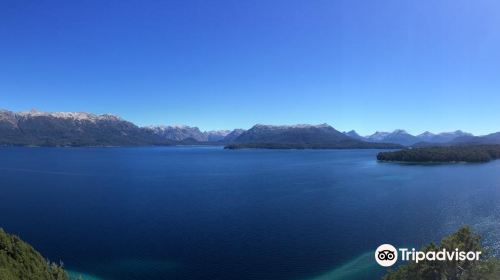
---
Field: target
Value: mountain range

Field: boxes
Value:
[145,125,232,142]
[0,109,498,148]
[344,129,475,146]
[0,109,240,146]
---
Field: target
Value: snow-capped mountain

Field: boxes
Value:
[366,129,419,146]
[145,125,232,142]
[366,131,391,142]
[416,130,473,143]
[0,109,166,146]
[343,130,366,141]
[365,129,475,146]
[416,131,436,142]
[16,110,123,122]
[146,125,208,141]
[206,130,232,141]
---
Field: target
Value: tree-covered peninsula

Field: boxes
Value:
[0,228,68,280]
[377,145,500,163]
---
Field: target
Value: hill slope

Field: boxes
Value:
[0,228,68,280]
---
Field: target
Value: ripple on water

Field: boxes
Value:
[67,270,104,280]
[305,252,382,280]
[68,258,178,280]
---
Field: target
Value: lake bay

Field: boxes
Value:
[1,147,499,280]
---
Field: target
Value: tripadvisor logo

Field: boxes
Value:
[375,244,398,267]
[375,244,482,267]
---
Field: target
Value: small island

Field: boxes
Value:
[377,145,500,163]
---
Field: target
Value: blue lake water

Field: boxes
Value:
[1,147,500,280]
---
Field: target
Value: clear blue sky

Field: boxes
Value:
[1,0,500,135]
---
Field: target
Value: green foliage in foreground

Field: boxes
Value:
[384,226,500,280]
[0,228,69,280]
[377,145,500,163]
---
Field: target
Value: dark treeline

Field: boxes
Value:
[377,145,500,163]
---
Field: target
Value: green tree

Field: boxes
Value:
[0,228,69,280]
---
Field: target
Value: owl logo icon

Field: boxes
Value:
[375,244,398,267]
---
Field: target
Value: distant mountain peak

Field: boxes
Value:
[253,123,330,129]
[366,131,390,140]
[366,130,418,146]
[148,124,199,130]
[418,131,435,136]
[146,125,233,142]
[392,129,409,134]
[206,130,231,141]
[372,131,389,135]
[415,130,474,144]
[439,130,472,136]
[146,125,206,141]
[343,130,365,141]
